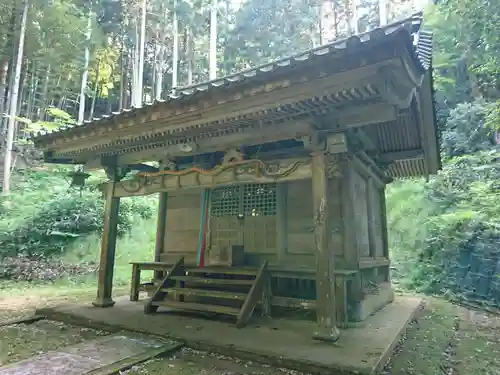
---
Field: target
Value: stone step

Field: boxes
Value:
[151,300,241,316]
[161,287,248,301]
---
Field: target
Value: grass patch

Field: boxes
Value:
[124,347,300,375]
[388,298,457,375]
[455,308,500,375]
[61,217,158,287]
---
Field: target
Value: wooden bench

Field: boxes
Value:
[129,262,174,301]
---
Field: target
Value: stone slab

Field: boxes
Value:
[37,295,423,375]
[0,334,168,375]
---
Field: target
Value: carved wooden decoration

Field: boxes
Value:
[110,157,312,197]
[222,148,244,165]
[162,159,177,171]
[326,154,346,179]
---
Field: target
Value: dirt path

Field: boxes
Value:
[385,298,499,375]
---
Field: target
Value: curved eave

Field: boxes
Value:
[32,13,427,146]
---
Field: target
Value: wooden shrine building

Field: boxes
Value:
[32,14,439,341]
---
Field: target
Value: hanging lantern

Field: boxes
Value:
[68,168,91,197]
[69,170,91,187]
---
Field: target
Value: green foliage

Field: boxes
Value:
[27,108,76,133]
[485,100,500,131]
[440,100,495,158]
[0,170,155,260]
[388,150,500,304]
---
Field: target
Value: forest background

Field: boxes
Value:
[0,0,499,308]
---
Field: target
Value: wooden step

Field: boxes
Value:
[169,275,254,286]
[151,300,241,316]
[185,267,258,276]
[161,287,248,300]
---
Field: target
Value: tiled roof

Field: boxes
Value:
[32,12,431,141]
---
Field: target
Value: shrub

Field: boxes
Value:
[0,189,155,259]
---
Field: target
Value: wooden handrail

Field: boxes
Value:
[144,257,184,314]
[236,260,269,328]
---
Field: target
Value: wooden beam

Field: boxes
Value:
[417,73,441,174]
[311,152,339,342]
[93,182,121,308]
[0,315,45,327]
[111,157,313,198]
[42,60,399,154]
[58,102,396,167]
[116,120,314,165]
[85,342,183,375]
[350,153,387,189]
[323,102,397,129]
[378,149,424,162]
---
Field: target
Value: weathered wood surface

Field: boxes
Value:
[129,262,174,301]
[311,152,339,342]
[93,183,120,308]
[110,158,312,197]
[85,343,183,375]
[154,188,168,280]
[144,257,185,314]
[40,60,400,153]
[0,315,45,328]
[236,261,269,328]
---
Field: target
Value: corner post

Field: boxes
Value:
[93,182,121,307]
[311,150,340,342]
[93,165,129,308]
[154,192,168,279]
[154,159,174,278]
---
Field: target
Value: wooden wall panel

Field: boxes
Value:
[327,177,344,257]
[368,180,385,258]
[352,170,370,257]
[286,180,315,256]
[161,189,203,265]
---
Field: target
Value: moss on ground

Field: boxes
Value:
[0,320,107,366]
[123,348,304,375]
[0,291,498,375]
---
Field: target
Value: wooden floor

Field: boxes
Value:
[36,295,422,375]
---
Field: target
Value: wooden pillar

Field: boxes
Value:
[379,186,391,282]
[154,191,168,279]
[93,182,121,308]
[311,152,340,342]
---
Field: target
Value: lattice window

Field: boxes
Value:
[210,186,240,217]
[243,184,277,216]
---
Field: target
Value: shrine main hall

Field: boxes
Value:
[33,13,439,362]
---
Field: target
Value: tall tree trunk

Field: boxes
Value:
[209,0,217,80]
[3,0,29,194]
[57,75,70,109]
[318,1,324,45]
[131,20,140,107]
[172,0,179,91]
[0,2,17,124]
[186,26,193,85]
[26,60,36,120]
[137,0,147,108]
[38,64,51,120]
[17,58,27,116]
[89,59,100,120]
[78,5,92,124]
[0,58,9,120]
[379,0,387,26]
